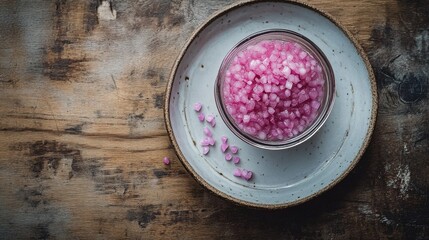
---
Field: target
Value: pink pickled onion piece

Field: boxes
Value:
[206,114,214,123]
[241,169,248,177]
[230,146,239,154]
[163,157,170,165]
[221,136,228,144]
[244,171,253,180]
[207,137,215,146]
[221,143,229,153]
[311,100,321,109]
[202,146,210,155]
[203,127,212,137]
[193,102,202,112]
[233,156,240,164]
[233,168,242,177]
[210,119,216,127]
[200,137,210,146]
[225,153,232,161]
[198,113,205,122]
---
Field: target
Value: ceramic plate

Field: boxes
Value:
[165,0,377,208]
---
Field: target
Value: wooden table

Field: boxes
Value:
[0,0,427,239]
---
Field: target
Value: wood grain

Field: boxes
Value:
[0,0,427,239]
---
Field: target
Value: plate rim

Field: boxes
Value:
[164,0,378,209]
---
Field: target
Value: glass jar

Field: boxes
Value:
[214,29,335,150]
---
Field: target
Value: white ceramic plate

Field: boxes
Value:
[165,0,377,208]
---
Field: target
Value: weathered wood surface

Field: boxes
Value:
[0,0,427,239]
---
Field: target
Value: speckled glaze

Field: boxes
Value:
[165,0,377,209]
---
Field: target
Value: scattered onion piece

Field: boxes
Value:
[203,127,212,137]
[233,168,253,181]
[198,113,205,122]
[200,137,210,146]
[163,157,170,165]
[193,102,202,112]
[210,119,216,127]
[221,143,229,152]
[202,146,210,155]
[230,146,239,154]
[233,168,242,177]
[206,114,214,123]
[207,137,215,146]
[243,170,253,180]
